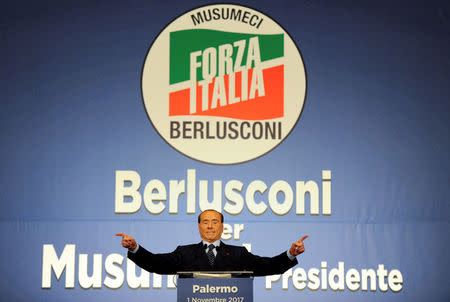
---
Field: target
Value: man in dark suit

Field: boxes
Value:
[116,209,308,276]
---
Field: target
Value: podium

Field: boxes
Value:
[177,271,254,302]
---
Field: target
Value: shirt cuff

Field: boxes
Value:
[130,243,139,253]
[286,249,296,260]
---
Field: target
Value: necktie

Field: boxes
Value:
[207,244,215,266]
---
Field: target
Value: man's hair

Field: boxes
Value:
[198,209,224,223]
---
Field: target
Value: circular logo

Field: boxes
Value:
[142,4,306,165]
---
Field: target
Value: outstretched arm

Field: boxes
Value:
[242,235,308,276]
[115,233,181,274]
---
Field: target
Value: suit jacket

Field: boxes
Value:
[128,241,298,276]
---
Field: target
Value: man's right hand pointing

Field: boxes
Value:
[116,233,137,251]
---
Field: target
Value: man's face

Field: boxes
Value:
[198,210,224,243]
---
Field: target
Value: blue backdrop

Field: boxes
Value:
[1,0,449,301]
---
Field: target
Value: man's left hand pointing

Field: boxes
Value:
[289,235,309,256]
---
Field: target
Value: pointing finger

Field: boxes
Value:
[299,235,309,242]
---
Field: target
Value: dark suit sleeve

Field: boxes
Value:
[127,245,182,275]
[243,249,298,276]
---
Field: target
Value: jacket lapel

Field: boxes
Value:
[214,241,231,270]
[193,241,211,269]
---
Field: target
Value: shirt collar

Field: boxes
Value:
[202,240,220,248]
